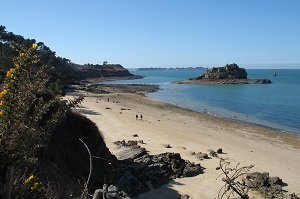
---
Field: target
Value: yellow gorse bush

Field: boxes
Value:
[30,182,40,191]
[6,68,14,78]
[24,175,40,192]
[24,175,34,184]
[0,89,8,98]
[32,43,37,49]
[0,41,72,197]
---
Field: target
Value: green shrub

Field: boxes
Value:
[0,42,68,198]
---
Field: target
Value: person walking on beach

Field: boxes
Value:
[136,114,138,120]
[140,113,143,120]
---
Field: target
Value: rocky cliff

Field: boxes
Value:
[198,63,247,80]
[183,64,271,84]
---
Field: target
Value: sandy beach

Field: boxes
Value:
[66,90,300,198]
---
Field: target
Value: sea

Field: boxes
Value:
[104,69,300,134]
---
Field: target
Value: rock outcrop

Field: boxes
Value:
[243,172,299,199]
[198,63,247,80]
[182,63,271,84]
[113,140,204,197]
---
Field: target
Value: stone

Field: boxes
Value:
[138,140,144,144]
[269,176,283,185]
[195,152,209,159]
[178,194,192,199]
[114,146,146,160]
[245,172,269,188]
[208,149,218,157]
[163,144,172,148]
[216,148,223,154]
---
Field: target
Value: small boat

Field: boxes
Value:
[273,71,278,76]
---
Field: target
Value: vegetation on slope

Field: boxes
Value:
[0,28,118,198]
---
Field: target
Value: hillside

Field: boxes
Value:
[0,25,134,83]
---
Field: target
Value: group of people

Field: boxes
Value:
[136,113,143,120]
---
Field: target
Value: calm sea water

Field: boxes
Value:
[105,69,300,134]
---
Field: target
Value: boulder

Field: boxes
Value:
[208,149,218,157]
[195,152,209,159]
[217,148,223,154]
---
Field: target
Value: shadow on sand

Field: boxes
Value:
[75,107,102,115]
[137,180,186,199]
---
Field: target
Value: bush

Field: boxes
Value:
[0,42,67,198]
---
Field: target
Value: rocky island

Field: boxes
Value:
[180,63,272,84]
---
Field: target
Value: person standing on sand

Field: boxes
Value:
[136,114,138,120]
[140,113,143,120]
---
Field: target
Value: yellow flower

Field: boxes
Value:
[30,182,39,191]
[6,68,14,78]
[15,63,20,69]
[0,101,4,106]
[20,52,25,57]
[32,43,38,49]
[24,175,34,184]
[0,110,4,116]
[0,90,8,98]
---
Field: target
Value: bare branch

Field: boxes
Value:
[79,138,92,199]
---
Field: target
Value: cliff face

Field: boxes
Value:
[197,63,247,80]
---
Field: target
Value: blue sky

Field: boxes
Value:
[1,0,300,68]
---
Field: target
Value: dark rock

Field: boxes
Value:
[199,63,247,80]
[116,152,203,196]
[188,64,271,84]
[269,176,283,185]
[195,152,209,159]
[138,140,144,144]
[163,144,172,148]
[127,140,138,146]
[245,172,269,188]
[116,171,148,196]
[208,149,218,157]
[183,162,203,177]
[286,193,300,199]
[216,148,223,154]
[243,172,292,198]
[178,194,192,199]
[132,134,139,137]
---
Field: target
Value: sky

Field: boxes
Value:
[1,0,300,68]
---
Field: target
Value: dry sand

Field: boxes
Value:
[66,91,300,198]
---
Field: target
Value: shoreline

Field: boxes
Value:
[151,96,300,137]
[72,82,300,145]
[143,93,300,149]
[66,88,300,198]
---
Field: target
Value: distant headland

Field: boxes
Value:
[179,63,272,84]
[137,67,206,71]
